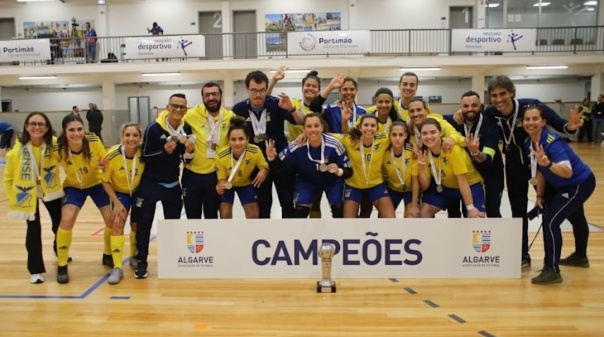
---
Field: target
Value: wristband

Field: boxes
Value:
[546,161,553,168]
[470,151,480,156]
[466,204,476,211]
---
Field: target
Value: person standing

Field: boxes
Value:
[133,94,195,279]
[84,22,97,64]
[148,22,164,35]
[483,75,583,268]
[444,91,504,218]
[86,103,104,144]
[0,122,14,150]
[577,97,593,143]
[182,82,234,219]
[591,94,604,143]
[4,112,63,284]
[523,105,595,285]
[231,70,304,219]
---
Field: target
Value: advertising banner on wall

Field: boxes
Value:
[158,218,521,279]
[265,12,341,52]
[0,39,51,62]
[451,29,537,52]
[287,30,371,55]
[123,35,205,59]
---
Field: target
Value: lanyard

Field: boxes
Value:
[121,145,138,196]
[529,142,538,185]
[463,113,483,137]
[306,135,326,165]
[379,117,392,134]
[248,109,267,136]
[428,150,442,188]
[68,149,83,188]
[498,99,520,148]
[165,118,186,142]
[359,138,374,186]
[414,127,421,145]
[390,148,406,187]
[227,148,246,183]
[205,111,222,144]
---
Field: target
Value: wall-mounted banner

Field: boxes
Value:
[0,39,51,62]
[158,218,521,279]
[287,30,371,55]
[123,35,205,59]
[451,29,537,52]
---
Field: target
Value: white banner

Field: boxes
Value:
[287,30,371,55]
[158,219,521,279]
[0,39,51,62]
[451,29,537,52]
[123,35,205,59]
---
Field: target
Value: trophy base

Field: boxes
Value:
[316,281,337,293]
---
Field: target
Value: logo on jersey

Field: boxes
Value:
[299,33,317,51]
[472,230,491,253]
[186,231,204,254]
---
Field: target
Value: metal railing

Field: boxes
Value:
[2,26,602,66]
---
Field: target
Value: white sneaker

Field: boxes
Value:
[30,273,44,284]
[107,268,124,285]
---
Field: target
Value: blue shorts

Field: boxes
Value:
[295,179,343,206]
[388,188,413,210]
[343,183,390,204]
[63,184,110,209]
[114,192,135,211]
[221,185,258,205]
[422,182,485,212]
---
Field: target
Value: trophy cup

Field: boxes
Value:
[316,243,336,293]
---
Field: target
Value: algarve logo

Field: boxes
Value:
[299,33,317,51]
[186,231,204,254]
[472,230,491,253]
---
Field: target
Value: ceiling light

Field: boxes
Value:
[526,65,568,70]
[399,67,441,71]
[487,3,501,8]
[533,2,551,7]
[141,72,181,77]
[269,69,310,73]
[583,1,597,5]
[586,7,595,11]
[97,0,105,4]
[17,0,57,2]
[19,75,57,80]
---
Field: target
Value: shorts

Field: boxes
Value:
[421,182,485,212]
[63,184,110,209]
[221,184,258,205]
[295,179,344,206]
[343,183,390,204]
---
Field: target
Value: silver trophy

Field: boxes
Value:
[316,243,336,293]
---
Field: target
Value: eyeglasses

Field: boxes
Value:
[249,88,267,96]
[27,122,47,128]
[170,104,188,111]
[203,92,221,99]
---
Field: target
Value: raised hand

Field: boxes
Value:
[329,74,348,90]
[466,133,480,154]
[277,92,294,112]
[567,105,584,131]
[416,150,427,167]
[273,65,288,81]
[530,144,550,166]
[265,139,277,161]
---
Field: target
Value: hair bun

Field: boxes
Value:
[229,116,247,128]
[308,70,319,77]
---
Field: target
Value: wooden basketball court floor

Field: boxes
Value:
[0,143,602,337]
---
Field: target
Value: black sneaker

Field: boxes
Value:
[531,267,563,285]
[134,260,148,279]
[57,265,69,284]
[521,258,531,269]
[102,254,114,268]
[559,252,590,268]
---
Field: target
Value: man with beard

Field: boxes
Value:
[182,82,235,219]
[232,70,304,218]
[444,91,504,218]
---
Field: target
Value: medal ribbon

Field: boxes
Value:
[248,108,267,138]
[359,138,375,186]
[390,148,406,188]
[306,134,326,165]
[227,148,246,184]
[428,150,442,188]
[121,145,138,196]
[68,149,83,188]
[463,113,483,138]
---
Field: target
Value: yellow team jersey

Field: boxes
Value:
[409,113,466,148]
[101,145,145,195]
[382,144,415,192]
[286,99,313,141]
[184,105,235,174]
[215,144,269,187]
[55,135,106,189]
[421,144,482,189]
[363,109,404,137]
[334,133,389,189]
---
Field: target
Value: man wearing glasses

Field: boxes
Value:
[133,93,195,279]
[232,70,305,218]
[182,82,235,219]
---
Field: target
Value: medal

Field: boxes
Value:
[437,185,443,193]
[529,177,538,186]
[225,182,233,190]
[169,135,178,142]
[210,143,217,151]
[319,163,328,172]
[178,135,187,143]
[254,134,266,143]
